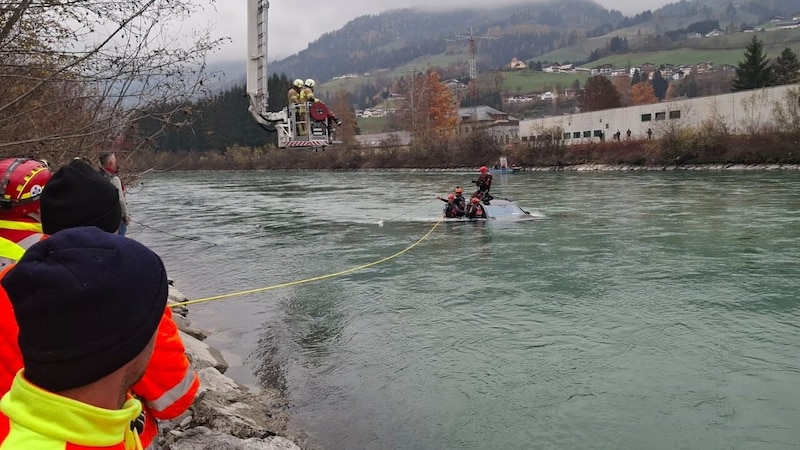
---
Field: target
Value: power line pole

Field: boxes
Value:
[446,28,497,122]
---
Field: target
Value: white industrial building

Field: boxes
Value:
[519,83,800,144]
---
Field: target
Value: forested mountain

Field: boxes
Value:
[269,0,800,83]
[272,0,624,81]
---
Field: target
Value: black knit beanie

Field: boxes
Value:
[40,159,121,235]
[1,226,167,392]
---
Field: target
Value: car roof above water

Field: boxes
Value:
[484,199,530,219]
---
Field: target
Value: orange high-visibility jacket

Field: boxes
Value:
[0,265,199,449]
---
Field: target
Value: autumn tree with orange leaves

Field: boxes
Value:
[631,82,658,105]
[397,70,458,148]
[612,75,633,106]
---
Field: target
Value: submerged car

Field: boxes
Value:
[482,198,533,221]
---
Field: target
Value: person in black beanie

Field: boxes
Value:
[0,159,200,449]
[0,226,167,448]
[40,158,121,234]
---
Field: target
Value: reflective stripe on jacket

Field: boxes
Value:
[0,221,44,269]
[0,371,143,449]
[130,306,199,447]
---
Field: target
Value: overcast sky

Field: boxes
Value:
[190,0,674,64]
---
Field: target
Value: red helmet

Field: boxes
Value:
[447,193,455,200]
[0,158,52,216]
[471,197,480,203]
[454,186,463,194]
[479,166,488,173]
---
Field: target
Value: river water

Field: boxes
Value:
[128,170,800,450]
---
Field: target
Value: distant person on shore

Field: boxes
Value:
[436,193,464,218]
[465,196,487,219]
[98,153,130,236]
[626,129,632,140]
[647,128,653,139]
[0,158,199,449]
[0,158,52,269]
[472,166,493,205]
[0,227,168,449]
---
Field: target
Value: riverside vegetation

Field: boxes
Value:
[132,86,800,172]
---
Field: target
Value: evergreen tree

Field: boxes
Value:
[651,70,668,100]
[732,36,773,91]
[771,47,800,86]
[631,69,642,85]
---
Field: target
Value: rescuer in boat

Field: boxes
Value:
[436,193,464,218]
[472,166,493,205]
[465,196,487,219]
[302,78,343,127]
[288,79,307,135]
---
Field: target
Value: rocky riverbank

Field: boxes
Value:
[160,281,306,450]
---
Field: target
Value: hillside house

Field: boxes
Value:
[542,64,558,73]
[695,62,713,74]
[539,91,555,100]
[641,63,657,73]
[591,64,613,75]
[444,79,466,91]
[558,64,576,74]
[507,95,535,103]
[705,29,723,37]
[457,106,519,143]
[774,20,800,30]
[687,32,703,39]
[509,57,527,69]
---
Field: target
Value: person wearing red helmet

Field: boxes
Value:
[472,166,493,205]
[436,192,464,218]
[465,196,487,219]
[0,158,52,269]
[453,186,466,211]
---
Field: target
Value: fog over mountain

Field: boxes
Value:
[190,0,674,63]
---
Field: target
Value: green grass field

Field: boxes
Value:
[534,28,800,65]
[587,40,800,68]
[500,71,590,94]
[355,117,391,134]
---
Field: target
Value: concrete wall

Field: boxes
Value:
[519,83,800,144]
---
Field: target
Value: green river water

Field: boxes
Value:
[129,170,800,449]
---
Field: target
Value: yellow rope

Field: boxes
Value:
[172,215,444,308]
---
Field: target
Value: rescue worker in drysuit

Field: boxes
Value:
[453,186,466,211]
[472,166,493,205]
[465,196,487,219]
[436,193,464,218]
